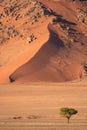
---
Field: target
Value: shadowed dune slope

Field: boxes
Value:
[11,24,83,83]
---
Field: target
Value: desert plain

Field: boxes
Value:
[0,80,87,130]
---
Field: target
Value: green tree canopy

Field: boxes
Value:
[60,107,78,124]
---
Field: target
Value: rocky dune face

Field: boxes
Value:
[0,0,50,45]
[0,0,52,66]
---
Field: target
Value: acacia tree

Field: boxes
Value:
[60,107,78,124]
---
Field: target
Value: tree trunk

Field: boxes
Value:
[67,117,70,124]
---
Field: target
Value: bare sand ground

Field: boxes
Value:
[0,79,87,129]
[0,120,87,130]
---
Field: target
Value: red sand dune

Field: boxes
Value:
[10,24,83,83]
[0,0,87,84]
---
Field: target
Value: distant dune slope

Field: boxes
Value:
[0,0,87,84]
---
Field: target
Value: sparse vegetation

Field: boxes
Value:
[13,116,22,119]
[60,107,78,124]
